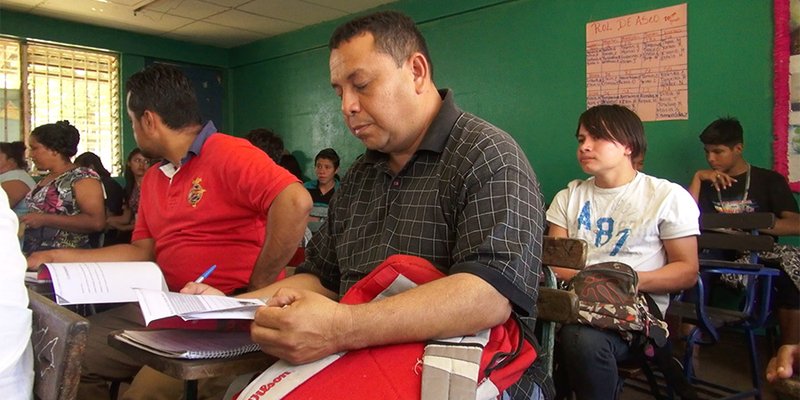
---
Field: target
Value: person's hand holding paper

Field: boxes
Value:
[181,281,226,296]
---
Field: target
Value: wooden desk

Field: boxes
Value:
[108,330,275,400]
[773,377,800,399]
[25,279,54,298]
[25,280,102,317]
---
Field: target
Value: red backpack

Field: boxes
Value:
[232,255,536,400]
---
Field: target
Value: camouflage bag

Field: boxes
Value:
[569,261,669,347]
[568,262,698,399]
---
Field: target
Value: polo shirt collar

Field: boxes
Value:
[364,89,460,164]
[158,120,217,178]
[185,120,217,162]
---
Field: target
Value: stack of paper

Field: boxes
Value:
[35,262,265,326]
[25,270,50,283]
[115,329,261,359]
[134,288,265,326]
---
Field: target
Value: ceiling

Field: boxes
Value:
[0,0,397,48]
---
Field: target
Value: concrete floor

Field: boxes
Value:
[113,330,787,399]
[620,331,783,400]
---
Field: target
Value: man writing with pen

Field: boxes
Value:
[25,64,312,399]
[195,264,217,284]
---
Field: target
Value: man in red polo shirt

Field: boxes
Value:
[27,64,312,399]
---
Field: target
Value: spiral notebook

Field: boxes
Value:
[115,329,260,359]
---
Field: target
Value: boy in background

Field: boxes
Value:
[689,117,800,346]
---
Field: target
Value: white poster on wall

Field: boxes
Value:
[586,3,688,121]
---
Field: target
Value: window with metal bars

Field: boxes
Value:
[0,38,121,176]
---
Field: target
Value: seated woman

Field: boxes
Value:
[21,121,106,254]
[0,142,35,219]
[106,148,148,244]
[303,148,340,229]
[74,151,125,247]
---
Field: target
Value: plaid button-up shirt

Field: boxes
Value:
[298,89,549,398]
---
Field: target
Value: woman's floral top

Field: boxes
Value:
[23,167,100,253]
[129,184,141,219]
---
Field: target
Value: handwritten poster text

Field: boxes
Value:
[586,4,688,121]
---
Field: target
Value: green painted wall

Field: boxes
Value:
[229,0,777,204]
[2,1,794,219]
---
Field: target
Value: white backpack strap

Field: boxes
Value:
[235,272,420,400]
[420,329,491,400]
[235,352,344,400]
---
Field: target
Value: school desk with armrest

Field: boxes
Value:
[29,288,89,400]
[772,377,800,400]
[25,277,98,317]
[108,330,275,400]
[535,236,586,376]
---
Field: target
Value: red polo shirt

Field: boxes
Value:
[132,132,298,294]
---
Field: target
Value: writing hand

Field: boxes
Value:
[696,169,736,191]
[180,282,225,296]
[251,287,352,364]
[766,344,799,382]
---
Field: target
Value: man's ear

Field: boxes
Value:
[141,110,160,132]
[137,110,162,143]
[623,145,632,157]
[733,143,744,156]
[409,53,431,93]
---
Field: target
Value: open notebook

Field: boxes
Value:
[29,262,265,329]
[115,329,260,359]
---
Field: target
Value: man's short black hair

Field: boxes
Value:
[699,117,744,147]
[126,63,202,130]
[315,148,340,169]
[329,10,434,79]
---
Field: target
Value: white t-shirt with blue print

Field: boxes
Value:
[546,172,700,314]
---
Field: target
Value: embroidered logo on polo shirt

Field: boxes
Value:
[188,177,206,208]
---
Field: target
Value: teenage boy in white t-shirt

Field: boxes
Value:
[546,104,700,400]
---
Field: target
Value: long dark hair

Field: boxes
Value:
[0,141,27,169]
[124,148,143,201]
[74,152,111,178]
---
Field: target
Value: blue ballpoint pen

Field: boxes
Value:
[194,264,217,283]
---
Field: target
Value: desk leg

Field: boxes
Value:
[185,379,198,400]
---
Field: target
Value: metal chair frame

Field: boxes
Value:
[668,212,779,400]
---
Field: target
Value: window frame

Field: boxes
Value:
[0,37,122,176]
